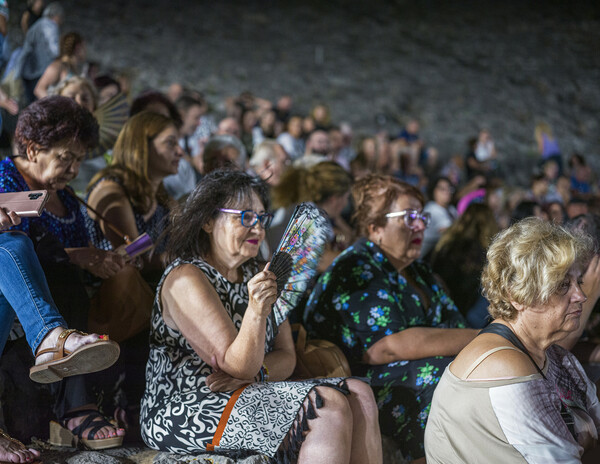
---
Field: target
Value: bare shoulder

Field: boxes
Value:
[450,333,538,380]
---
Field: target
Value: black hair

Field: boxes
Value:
[166,170,270,261]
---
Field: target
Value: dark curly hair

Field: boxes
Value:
[166,170,270,262]
[14,96,99,156]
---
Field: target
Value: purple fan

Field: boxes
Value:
[270,203,332,326]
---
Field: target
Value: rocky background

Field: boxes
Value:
[7,0,600,183]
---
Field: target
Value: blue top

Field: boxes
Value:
[0,158,89,247]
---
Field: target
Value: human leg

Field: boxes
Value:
[0,232,65,353]
[345,379,382,464]
[297,386,353,464]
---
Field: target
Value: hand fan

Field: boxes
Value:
[269,202,332,326]
[89,92,130,159]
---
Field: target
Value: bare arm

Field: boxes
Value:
[162,263,278,380]
[34,61,61,99]
[206,319,297,391]
[363,326,479,364]
[87,180,141,248]
[65,247,126,279]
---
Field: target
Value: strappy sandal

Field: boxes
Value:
[29,329,120,384]
[49,409,124,450]
[0,429,41,463]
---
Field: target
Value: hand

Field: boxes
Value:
[206,356,253,392]
[80,248,126,279]
[0,208,21,231]
[247,262,278,318]
[0,90,18,115]
[583,255,600,305]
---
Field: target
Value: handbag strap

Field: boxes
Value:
[67,189,132,244]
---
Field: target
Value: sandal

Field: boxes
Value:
[0,429,41,463]
[29,329,120,384]
[49,409,124,450]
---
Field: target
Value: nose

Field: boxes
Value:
[573,283,587,303]
[175,144,184,158]
[412,218,427,232]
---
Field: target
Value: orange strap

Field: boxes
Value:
[206,385,249,451]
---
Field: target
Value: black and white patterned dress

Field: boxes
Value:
[140,257,349,461]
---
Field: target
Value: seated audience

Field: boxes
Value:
[421,176,457,260]
[304,174,478,462]
[425,218,600,463]
[140,169,382,463]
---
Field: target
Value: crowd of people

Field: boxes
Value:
[0,1,599,463]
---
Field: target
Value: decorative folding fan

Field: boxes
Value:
[269,202,332,327]
[88,92,130,159]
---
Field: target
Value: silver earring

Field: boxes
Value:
[378,237,382,246]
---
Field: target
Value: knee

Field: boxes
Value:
[0,231,33,258]
[313,386,353,427]
[346,379,379,421]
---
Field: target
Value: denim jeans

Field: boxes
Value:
[0,232,66,354]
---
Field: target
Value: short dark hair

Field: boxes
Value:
[130,90,182,128]
[15,96,99,156]
[166,170,270,261]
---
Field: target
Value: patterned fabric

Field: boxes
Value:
[84,177,169,252]
[140,257,348,459]
[0,158,89,248]
[304,237,467,460]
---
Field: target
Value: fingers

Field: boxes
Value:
[0,208,21,230]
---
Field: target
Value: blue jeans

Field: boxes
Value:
[0,232,66,354]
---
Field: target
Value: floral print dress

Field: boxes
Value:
[304,237,467,460]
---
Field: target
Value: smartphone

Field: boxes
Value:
[0,190,49,217]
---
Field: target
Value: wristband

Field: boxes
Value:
[262,363,270,382]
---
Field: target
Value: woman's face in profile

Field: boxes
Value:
[148,125,182,179]
[520,266,586,339]
[373,194,426,270]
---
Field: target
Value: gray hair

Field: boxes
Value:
[43,2,65,19]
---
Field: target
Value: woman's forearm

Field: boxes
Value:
[221,310,268,379]
[364,327,479,365]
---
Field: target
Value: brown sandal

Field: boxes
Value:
[29,329,120,384]
[0,429,41,463]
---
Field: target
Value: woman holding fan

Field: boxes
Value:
[140,169,382,464]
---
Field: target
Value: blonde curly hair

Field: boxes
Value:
[482,217,594,320]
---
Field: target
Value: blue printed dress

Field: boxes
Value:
[304,237,468,460]
[0,158,88,247]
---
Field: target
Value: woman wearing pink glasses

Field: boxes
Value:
[305,174,479,463]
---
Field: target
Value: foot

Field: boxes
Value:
[64,406,125,441]
[0,430,40,463]
[34,328,103,366]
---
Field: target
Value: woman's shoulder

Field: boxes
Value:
[450,333,539,380]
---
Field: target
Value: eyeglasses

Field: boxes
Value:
[219,208,273,229]
[385,209,431,229]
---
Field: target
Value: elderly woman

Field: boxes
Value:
[140,169,382,464]
[304,174,479,463]
[0,96,126,448]
[85,111,181,267]
[425,218,600,463]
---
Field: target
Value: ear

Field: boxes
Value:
[202,218,214,234]
[367,223,381,243]
[25,141,38,162]
[510,300,525,312]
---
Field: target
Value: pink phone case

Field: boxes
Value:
[0,190,49,217]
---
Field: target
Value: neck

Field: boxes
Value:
[204,249,244,282]
[503,319,549,367]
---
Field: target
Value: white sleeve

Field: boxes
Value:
[489,380,583,464]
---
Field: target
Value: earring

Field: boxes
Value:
[377,237,382,246]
